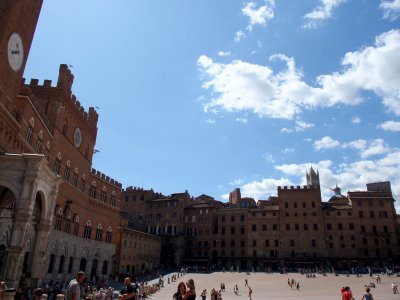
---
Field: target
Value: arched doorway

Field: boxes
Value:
[91,259,98,281]
[0,244,7,277]
[0,186,16,279]
[102,261,108,275]
[79,258,87,272]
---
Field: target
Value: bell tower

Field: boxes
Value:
[306,166,320,188]
[0,0,43,103]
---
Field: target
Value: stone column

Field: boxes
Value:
[5,210,33,288]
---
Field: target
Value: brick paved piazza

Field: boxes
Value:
[146,271,400,300]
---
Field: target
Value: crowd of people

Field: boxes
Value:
[3,266,400,300]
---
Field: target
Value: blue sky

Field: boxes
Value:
[24,0,400,207]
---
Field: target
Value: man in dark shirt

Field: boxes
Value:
[118,277,136,300]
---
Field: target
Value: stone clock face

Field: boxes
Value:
[73,127,82,148]
[7,32,24,72]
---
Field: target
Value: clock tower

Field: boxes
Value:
[0,0,43,103]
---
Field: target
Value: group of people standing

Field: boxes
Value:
[172,279,196,300]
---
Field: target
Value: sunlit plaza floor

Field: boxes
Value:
[144,271,400,300]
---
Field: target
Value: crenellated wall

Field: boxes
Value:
[91,168,122,188]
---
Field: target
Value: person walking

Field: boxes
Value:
[360,287,374,300]
[65,271,86,300]
[342,286,355,300]
[248,286,252,300]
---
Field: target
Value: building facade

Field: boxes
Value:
[0,1,121,288]
[116,217,162,279]
[123,168,400,271]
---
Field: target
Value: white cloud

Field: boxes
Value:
[281,128,293,133]
[359,138,390,159]
[295,120,314,131]
[198,29,400,120]
[282,148,295,154]
[351,116,361,124]
[378,120,400,132]
[240,177,293,200]
[342,139,367,150]
[206,119,215,124]
[229,178,245,186]
[303,0,346,29]
[262,153,276,163]
[380,0,400,20]
[221,193,230,200]
[218,51,231,57]
[314,136,340,150]
[242,1,275,31]
[235,30,245,42]
[236,117,248,123]
[281,120,314,133]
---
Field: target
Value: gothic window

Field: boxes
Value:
[64,211,72,234]
[62,120,68,135]
[44,142,50,160]
[35,130,43,153]
[83,220,92,239]
[110,191,116,206]
[73,167,79,187]
[25,118,34,144]
[53,152,62,175]
[80,176,86,192]
[54,207,63,230]
[105,226,112,243]
[95,224,103,241]
[64,160,71,181]
[100,187,107,202]
[89,181,97,198]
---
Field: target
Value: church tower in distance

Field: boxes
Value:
[306,166,320,188]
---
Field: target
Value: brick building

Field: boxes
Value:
[123,167,400,271]
[0,1,121,288]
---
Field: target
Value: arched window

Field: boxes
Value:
[110,191,116,206]
[62,119,68,135]
[53,152,62,175]
[35,130,43,153]
[100,187,107,203]
[64,160,71,181]
[44,142,50,160]
[73,167,79,187]
[95,224,103,241]
[105,226,112,243]
[64,211,72,234]
[25,118,34,144]
[54,207,63,230]
[89,181,97,198]
[83,220,92,239]
[80,174,86,192]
